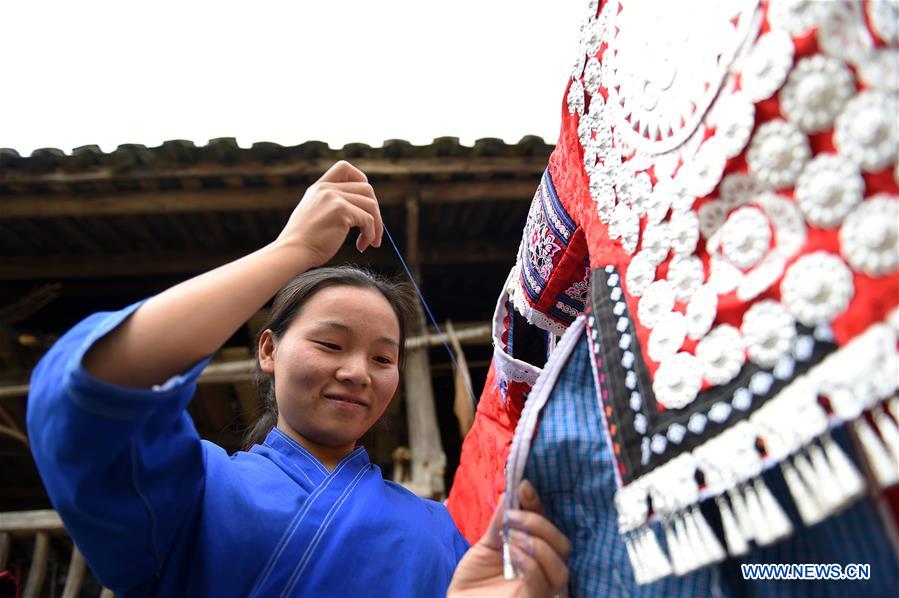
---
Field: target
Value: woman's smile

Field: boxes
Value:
[322,391,370,409]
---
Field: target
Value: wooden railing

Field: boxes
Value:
[0,509,113,598]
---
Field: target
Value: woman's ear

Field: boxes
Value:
[258,329,276,374]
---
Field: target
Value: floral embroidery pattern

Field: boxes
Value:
[512,170,588,335]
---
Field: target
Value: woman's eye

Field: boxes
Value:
[314,341,341,350]
[374,356,394,365]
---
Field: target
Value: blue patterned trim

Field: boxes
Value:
[519,169,578,304]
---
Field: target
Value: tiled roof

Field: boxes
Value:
[0,136,553,176]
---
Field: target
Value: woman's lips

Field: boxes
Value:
[323,394,368,408]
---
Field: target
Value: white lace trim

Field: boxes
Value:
[492,283,544,386]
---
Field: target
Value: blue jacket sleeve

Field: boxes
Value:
[26,300,213,594]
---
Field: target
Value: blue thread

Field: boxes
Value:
[381,223,478,407]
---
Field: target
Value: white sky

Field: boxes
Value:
[0,1,583,156]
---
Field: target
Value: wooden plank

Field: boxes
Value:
[22,531,49,598]
[0,250,249,280]
[0,185,388,218]
[0,510,65,535]
[61,545,86,598]
[0,157,548,186]
[405,193,420,276]
[400,188,446,499]
[0,384,29,399]
[0,241,517,281]
[0,179,537,219]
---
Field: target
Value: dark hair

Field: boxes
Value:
[242,266,417,449]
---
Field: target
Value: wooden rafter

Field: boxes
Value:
[0,179,536,219]
[0,243,518,281]
[0,156,546,187]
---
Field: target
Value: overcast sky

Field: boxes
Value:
[0,1,582,155]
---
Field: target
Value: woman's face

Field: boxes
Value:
[259,285,401,454]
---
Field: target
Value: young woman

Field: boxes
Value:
[26,161,571,597]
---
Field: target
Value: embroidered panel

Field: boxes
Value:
[510,169,590,336]
[587,265,837,486]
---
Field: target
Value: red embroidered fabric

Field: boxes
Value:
[446,364,530,544]
[450,0,899,545]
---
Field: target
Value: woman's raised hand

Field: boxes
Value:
[448,480,571,597]
[276,160,384,266]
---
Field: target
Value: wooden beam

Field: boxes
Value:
[1,186,318,218]
[0,179,536,219]
[0,243,517,281]
[0,250,250,280]
[400,188,447,498]
[0,157,547,187]
[0,384,29,399]
[404,193,420,279]
[0,510,64,535]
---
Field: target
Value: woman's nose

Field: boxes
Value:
[335,354,371,386]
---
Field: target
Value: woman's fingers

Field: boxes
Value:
[508,542,552,597]
[317,181,377,200]
[506,509,571,561]
[480,492,506,551]
[318,160,369,183]
[518,480,545,515]
[336,191,383,248]
[339,199,377,252]
[509,529,571,593]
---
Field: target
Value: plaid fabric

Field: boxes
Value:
[524,332,899,597]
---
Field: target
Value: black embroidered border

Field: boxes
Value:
[588,265,838,485]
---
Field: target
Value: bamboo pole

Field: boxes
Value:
[22,531,49,598]
[61,546,86,598]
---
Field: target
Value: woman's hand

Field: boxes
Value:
[448,480,571,597]
[275,160,384,267]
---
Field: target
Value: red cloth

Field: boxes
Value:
[446,364,529,544]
